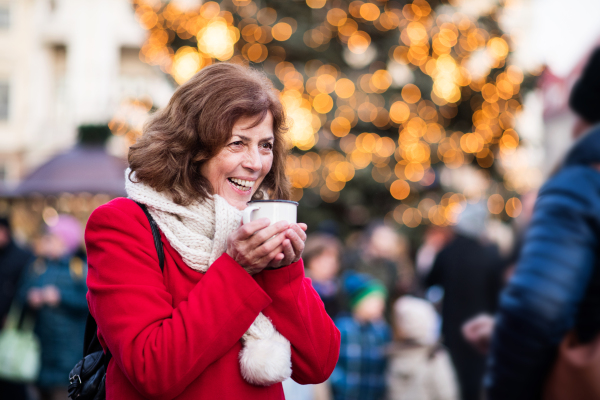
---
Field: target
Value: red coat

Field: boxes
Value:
[85,198,340,400]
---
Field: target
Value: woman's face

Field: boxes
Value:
[201,112,274,211]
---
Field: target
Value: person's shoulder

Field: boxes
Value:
[87,197,147,231]
[544,166,600,192]
[538,166,600,210]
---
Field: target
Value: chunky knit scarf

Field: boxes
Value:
[125,170,292,386]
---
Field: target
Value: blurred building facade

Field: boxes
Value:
[0,0,173,192]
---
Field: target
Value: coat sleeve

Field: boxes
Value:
[253,261,341,384]
[485,167,600,400]
[85,202,272,400]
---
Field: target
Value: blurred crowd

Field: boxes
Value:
[282,214,517,400]
[0,215,88,400]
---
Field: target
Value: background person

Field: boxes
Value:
[85,63,340,399]
[387,295,459,400]
[0,217,34,400]
[303,232,344,319]
[330,272,391,400]
[19,215,88,400]
[485,47,600,400]
[425,202,505,400]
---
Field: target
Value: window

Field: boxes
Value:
[0,82,8,120]
[0,6,9,29]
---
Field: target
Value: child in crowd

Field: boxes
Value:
[330,272,391,400]
[304,233,344,319]
[386,296,459,400]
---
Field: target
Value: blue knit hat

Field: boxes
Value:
[343,272,387,309]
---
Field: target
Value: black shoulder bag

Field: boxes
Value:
[68,202,164,400]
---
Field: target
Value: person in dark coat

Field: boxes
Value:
[0,217,34,400]
[19,215,88,400]
[304,233,345,319]
[425,202,505,400]
[485,47,600,400]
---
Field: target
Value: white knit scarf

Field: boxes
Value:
[125,170,292,386]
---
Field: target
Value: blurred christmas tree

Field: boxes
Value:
[125,0,539,236]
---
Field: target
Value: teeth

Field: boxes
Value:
[230,178,254,188]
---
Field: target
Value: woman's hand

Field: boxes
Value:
[226,218,290,275]
[267,223,307,269]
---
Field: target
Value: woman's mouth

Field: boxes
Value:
[227,178,254,192]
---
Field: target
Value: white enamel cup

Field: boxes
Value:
[242,200,298,225]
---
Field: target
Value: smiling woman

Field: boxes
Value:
[84,63,340,400]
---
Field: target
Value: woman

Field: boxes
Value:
[85,63,340,399]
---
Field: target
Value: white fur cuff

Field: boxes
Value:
[239,330,292,386]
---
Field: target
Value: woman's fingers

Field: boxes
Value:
[261,243,286,266]
[291,224,307,241]
[235,218,271,240]
[281,239,295,264]
[251,231,287,259]
[284,224,306,262]
[247,220,290,247]
[297,223,308,232]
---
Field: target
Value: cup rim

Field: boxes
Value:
[246,200,299,206]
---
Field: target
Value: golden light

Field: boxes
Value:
[347,31,371,54]
[283,89,318,150]
[197,19,239,60]
[130,0,531,213]
[312,93,334,114]
[376,137,396,157]
[405,162,425,182]
[335,78,355,98]
[327,8,348,26]
[476,148,494,168]
[257,7,277,25]
[360,3,380,21]
[331,117,352,137]
[306,0,326,9]
[390,180,410,200]
[505,197,522,218]
[316,74,337,94]
[371,70,392,92]
[272,23,293,41]
[431,55,462,103]
[334,162,356,182]
[487,194,505,214]
[402,208,422,228]
[350,149,372,169]
[406,22,428,45]
[390,101,411,123]
[488,37,509,60]
[401,84,422,104]
[506,65,524,84]
[172,46,202,84]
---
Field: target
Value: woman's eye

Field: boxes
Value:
[230,141,243,146]
[262,142,273,150]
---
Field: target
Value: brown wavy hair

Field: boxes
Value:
[128,63,290,205]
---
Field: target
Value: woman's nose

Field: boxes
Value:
[242,147,262,171]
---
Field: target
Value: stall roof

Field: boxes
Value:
[12,146,128,196]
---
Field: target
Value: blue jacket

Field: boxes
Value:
[19,255,88,388]
[485,125,600,399]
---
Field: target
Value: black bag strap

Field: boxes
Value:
[135,202,164,272]
[83,202,164,359]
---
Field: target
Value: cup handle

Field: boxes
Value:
[242,205,261,225]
